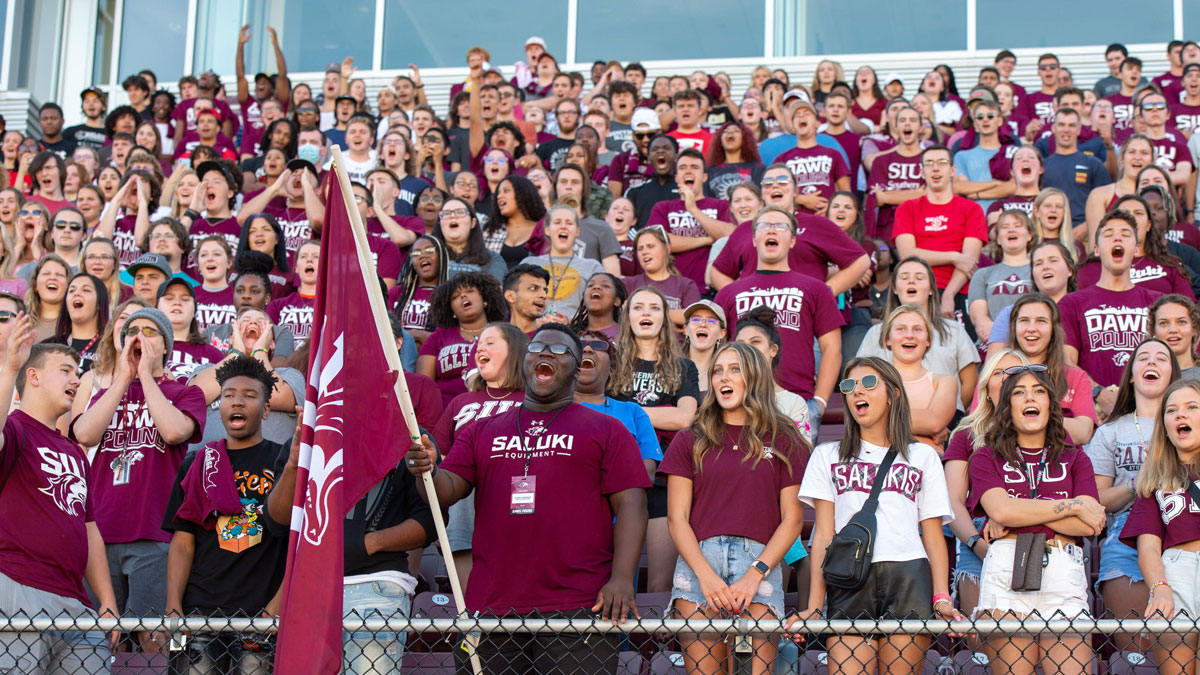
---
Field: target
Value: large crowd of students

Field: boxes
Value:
[4,25,1200,674]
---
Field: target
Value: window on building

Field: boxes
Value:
[774,0,966,56]
[382,0,567,68]
[578,0,764,62]
[978,0,1171,49]
[118,0,187,85]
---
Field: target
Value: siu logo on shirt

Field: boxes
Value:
[1083,305,1148,360]
[1000,460,1070,499]
[886,162,922,182]
[1112,441,1146,474]
[1175,114,1200,133]
[453,400,521,430]
[37,447,87,516]
[1033,101,1055,124]
[989,274,1031,297]
[1113,104,1135,128]
[1158,483,1200,524]
[734,287,806,331]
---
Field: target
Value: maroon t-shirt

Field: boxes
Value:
[194,285,236,332]
[942,428,974,464]
[171,98,239,140]
[403,370,445,433]
[616,237,638,277]
[1167,223,1200,250]
[417,326,478,406]
[76,378,207,543]
[169,342,225,381]
[262,201,314,261]
[659,426,808,544]
[1058,285,1162,387]
[438,403,651,614]
[825,129,863,183]
[986,194,1037,219]
[1120,481,1200,550]
[620,273,701,312]
[265,291,314,341]
[432,388,524,452]
[190,216,242,273]
[865,151,923,240]
[113,215,141,267]
[714,270,844,398]
[238,95,287,157]
[712,214,866,285]
[1170,101,1200,136]
[1108,93,1136,131]
[1075,258,1194,299]
[892,195,988,290]
[0,411,94,606]
[397,286,434,332]
[1150,132,1192,171]
[646,197,731,292]
[367,236,402,281]
[1020,91,1057,126]
[775,146,851,213]
[968,445,1099,538]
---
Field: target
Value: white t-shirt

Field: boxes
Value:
[800,439,953,563]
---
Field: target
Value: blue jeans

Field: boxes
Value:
[1099,510,1143,586]
[343,579,412,674]
[671,535,785,619]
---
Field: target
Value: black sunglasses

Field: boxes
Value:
[839,375,879,394]
[527,341,576,356]
[0,311,14,323]
[54,221,84,232]
[581,339,610,352]
[1002,364,1049,376]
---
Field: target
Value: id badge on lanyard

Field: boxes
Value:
[510,475,536,515]
[111,453,131,486]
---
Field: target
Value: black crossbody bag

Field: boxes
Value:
[822,448,899,591]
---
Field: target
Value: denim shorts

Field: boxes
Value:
[670,536,785,620]
[1162,548,1200,618]
[953,517,986,585]
[1098,510,1144,587]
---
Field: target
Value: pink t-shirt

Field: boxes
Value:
[968,444,1099,538]
[646,197,731,292]
[1074,258,1194,299]
[714,270,844,398]
[265,291,314,341]
[1059,285,1162,387]
[711,214,866,284]
[76,378,207,543]
[1121,481,1200,550]
[0,411,95,605]
[438,403,651,614]
[775,146,851,214]
[417,326,478,406]
[659,426,808,544]
[892,195,988,290]
[194,285,235,332]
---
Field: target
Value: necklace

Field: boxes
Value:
[546,253,574,299]
[484,386,511,401]
[1133,413,1148,451]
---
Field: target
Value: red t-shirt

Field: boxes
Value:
[0,411,95,606]
[775,146,851,214]
[968,444,1099,538]
[438,403,651,614]
[1107,93,1136,131]
[367,236,403,281]
[667,129,713,155]
[1150,131,1192,171]
[892,195,988,290]
[646,197,730,292]
[1020,91,1057,126]
[659,426,808,544]
[113,215,142,267]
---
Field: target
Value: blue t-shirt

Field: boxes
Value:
[581,398,663,462]
[395,175,430,217]
[953,146,1000,212]
[759,133,850,166]
[325,128,348,151]
[1034,136,1108,164]
[1042,151,1112,225]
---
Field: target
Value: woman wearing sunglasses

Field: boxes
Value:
[662,342,806,675]
[612,286,701,594]
[1083,337,1178,651]
[569,273,627,340]
[574,330,660,482]
[47,272,109,374]
[432,322,527,591]
[391,235,446,351]
[970,365,1104,675]
[793,357,955,675]
[622,227,700,330]
[943,349,1029,648]
[11,200,48,271]
[1003,293,1097,444]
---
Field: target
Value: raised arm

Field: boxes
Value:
[235,25,251,104]
[0,314,33,451]
[268,27,290,104]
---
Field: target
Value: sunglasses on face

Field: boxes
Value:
[839,374,879,394]
[0,311,14,323]
[760,176,791,187]
[581,339,610,351]
[123,326,162,338]
[54,221,84,232]
[18,209,42,217]
[527,341,576,356]
[923,159,951,167]
[688,316,721,327]
[633,132,655,140]
[412,246,438,258]
[483,156,505,164]
[1143,102,1168,111]
[974,113,998,121]
[1038,64,1058,71]
[1002,364,1049,376]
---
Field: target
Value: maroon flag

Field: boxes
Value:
[275,162,412,672]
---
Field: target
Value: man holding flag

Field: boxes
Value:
[406,322,650,673]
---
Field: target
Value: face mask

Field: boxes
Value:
[298,144,320,164]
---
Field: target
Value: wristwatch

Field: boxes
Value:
[966,534,982,554]
[751,560,770,576]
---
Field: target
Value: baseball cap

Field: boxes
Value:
[883,72,903,85]
[286,158,319,178]
[195,160,235,189]
[631,108,661,132]
[968,87,997,105]
[1185,63,1200,76]
[254,72,273,84]
[80,86,107,102]
[195,106,222,122]
[335,94,357,106]
[525,36,547,49]
[683,300,727,327]
[156,276,197,303]
[325,62,342,74]
[125,253,172,279]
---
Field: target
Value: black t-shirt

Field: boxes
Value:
[534,137,573,171]
[42,138,76,160]
[615,357,700,449]
[62,125,106,151]
[68,336,99,374]
[162,439,289,615]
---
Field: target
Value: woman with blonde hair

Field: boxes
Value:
[883,304,957,450]
[1031,187,1082,261]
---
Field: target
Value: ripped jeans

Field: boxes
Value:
[669,535,785,619]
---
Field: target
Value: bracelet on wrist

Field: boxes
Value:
[931,593,952,607]
[1150,580,1172,594]
[226,348,244,357]
[251,348,269,356]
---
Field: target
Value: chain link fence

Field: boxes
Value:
[1,605,1199,674]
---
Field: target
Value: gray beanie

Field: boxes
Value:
[121,307,174,361]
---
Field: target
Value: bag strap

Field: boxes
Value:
[863,447,901,508]
[1185,478,1200,510]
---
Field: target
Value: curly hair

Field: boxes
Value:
[428,271,506,329]
[215,354,277,398]
[141,217,193,258]
[483,175,546,237]
[233,250,277,294]
[485,121,527,159]
[394,235,447,329]
[570,272,627,333]
[706,121,761,166]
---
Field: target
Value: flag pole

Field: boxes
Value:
[328,146,483,675]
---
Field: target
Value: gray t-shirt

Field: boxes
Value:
[189,365,306,449]
[578,218,622,264]
[1084,413,1152,514]
[521,254,605,318]
[967,262,1033,319]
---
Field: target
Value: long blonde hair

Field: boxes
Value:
[168,168,198,219]
[26,255,69,322]
[1138,379,1200,497]
[1032,188,1079,263]
[691,342,803,473]
[954,349,1029,446]
[610,286,683,396]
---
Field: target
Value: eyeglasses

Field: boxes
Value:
[0,311,14,323]
[974,113,998,121]
[500,91,516,99]
[922,159,951,167]
[839,374,879,394]
[755,220,792,232]
[557,110,580,117]
[760,176,791,187]
[418,193,444,204]
[352,195,365,203]
[123,326,162,338]
[411,246,438,258]
[688,316,721,327]
[439,208,469,219]
[54,221,84,232]
[581,339,610,351]
[1002,364,1049,376]
[526,341,576,356]
[297,108,318,115]
[84,254,115,262]
[1143,102,1168,111]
